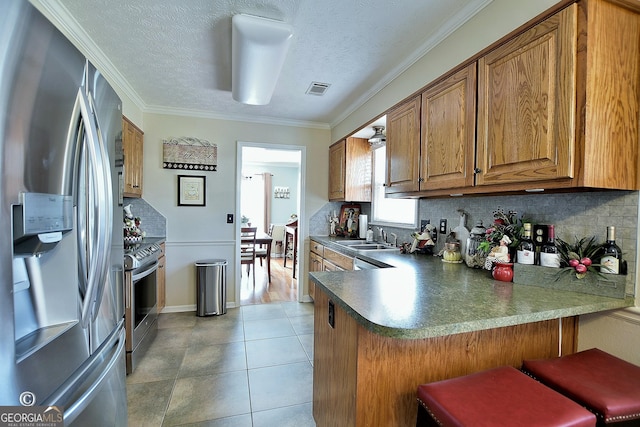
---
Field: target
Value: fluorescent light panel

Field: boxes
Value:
[232,14,293,105]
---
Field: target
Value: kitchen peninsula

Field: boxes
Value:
[309,237,633,426]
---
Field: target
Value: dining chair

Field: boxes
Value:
[240,227,257,286]
[254,227,274,283]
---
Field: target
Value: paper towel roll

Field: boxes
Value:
[359,215,368,239]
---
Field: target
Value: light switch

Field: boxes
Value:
[226,213,234,223]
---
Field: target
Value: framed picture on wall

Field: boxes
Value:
[339,204,361,237]
[177,175,206,206]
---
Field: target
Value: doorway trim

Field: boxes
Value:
[236,141,307,304]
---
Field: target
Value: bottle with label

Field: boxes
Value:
[539,224,560,267]
[600,226,622,274]
[366,226,374,243]
[516,223,535,265]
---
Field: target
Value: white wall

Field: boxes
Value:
[141,113,330,309]
[331,0,560,141]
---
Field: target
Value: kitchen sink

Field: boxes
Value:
[335,240,368,245]
[333,241,399,251]
[348,243,397,250]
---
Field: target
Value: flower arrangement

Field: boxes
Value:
[556,236,603,279]
[123,204,145,242]
[478,209,523,254]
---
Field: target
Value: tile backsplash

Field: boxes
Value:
[123,198,167,237]
[312,191,638,294]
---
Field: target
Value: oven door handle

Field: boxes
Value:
[132,261,158,282]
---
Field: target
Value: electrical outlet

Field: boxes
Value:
[226,213,234,223]
[420,219,429,231]
[328,300,335,328]
[439,218,447,234]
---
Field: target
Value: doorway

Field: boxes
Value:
[236,142,306,306]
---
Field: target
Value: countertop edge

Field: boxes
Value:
[309,236,634,340]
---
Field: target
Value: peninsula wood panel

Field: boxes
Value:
[476,5,576,186]
[312,287,578,427]
[313,290,358,427]
[421,63,477,190]
[385,96,421,194]
[355,317,577,426]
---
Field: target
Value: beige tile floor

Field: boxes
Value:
[126,302,316,426]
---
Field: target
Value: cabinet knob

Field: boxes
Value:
[474,168,482,174]
[418,177,424,182]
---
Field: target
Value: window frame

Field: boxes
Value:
[370,145,418,229]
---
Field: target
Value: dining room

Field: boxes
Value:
[239,145,302,305]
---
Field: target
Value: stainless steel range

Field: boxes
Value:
[124,241,161,374]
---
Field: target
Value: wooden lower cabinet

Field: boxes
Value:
[322,248,353,271]
[308,242,354,299]
[312,288,577,427]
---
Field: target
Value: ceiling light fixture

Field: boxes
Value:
[232,14,293,105]
[368,126,386,146]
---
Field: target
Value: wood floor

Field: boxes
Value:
[240,256,298,305]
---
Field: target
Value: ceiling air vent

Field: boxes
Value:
[306,82,330,96]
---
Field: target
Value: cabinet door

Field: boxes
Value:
[476,7,576,186]
[328,140,346,200]
[310,251,323,272]
[385,96,421,194]
[421,63,477,190]
[322,260,345,272]
[344,137,372,202]
[122,117,144,197]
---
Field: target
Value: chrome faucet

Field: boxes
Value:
[376,226,385,243]
[389,233,398,247]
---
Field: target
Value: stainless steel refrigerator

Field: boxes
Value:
[1,1,127,425]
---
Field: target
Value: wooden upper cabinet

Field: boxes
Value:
[421,63,477,190]
[122,116,144,198]
[328,140,346,200]
[476,6,576,187]
[328,137,372,202]
[385,96,421,194]
[579,0,640,190]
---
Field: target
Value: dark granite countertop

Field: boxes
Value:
[309,236,633,339]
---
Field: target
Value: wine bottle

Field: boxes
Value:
[600,226,623,274]
[516,223,535,265]
[539,224,560,267]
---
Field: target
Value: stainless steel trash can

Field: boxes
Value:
[195,259,227,316]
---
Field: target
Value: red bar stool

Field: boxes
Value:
[416,366,596,426]
[523,348,640,426]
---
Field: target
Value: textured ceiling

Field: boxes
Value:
[33,0,492,129]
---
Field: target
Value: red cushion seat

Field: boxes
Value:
[523,348,640,425]
[417,366,596,427]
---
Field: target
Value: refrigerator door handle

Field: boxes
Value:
[87,91,114,323]
[59,330,125,425]
[76,87,112,329]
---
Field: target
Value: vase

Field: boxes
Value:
[492,262,514,282]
